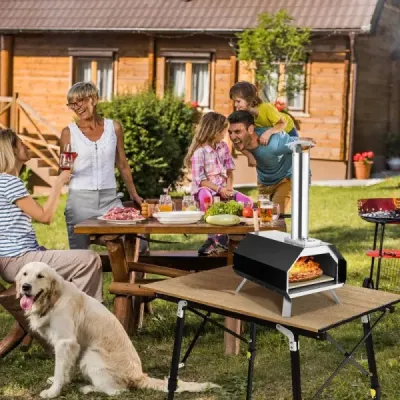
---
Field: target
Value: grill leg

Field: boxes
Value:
[168,300,187,400]
[277,325,302,400]
[246,324,257,400]
[369,223,379,282]
[375,223,386,290]
[362,315,381,399]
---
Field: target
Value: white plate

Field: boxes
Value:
[153,211,203,219]
[153,211,204,225]
[157,218,201,225]
[98,216,146,224]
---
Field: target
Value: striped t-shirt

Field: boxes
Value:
[0,174,40,257]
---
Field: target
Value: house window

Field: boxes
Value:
[261,63,306,112]
[167,58,211,107]
[74,58,113,100]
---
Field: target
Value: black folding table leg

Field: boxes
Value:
[277,324,302,400]
[290,333,302,400]
[362,315,381,400]
[246,323,257,400]
[168,300,187,400]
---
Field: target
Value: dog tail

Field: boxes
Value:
[133,374,220,393]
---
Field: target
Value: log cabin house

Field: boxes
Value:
[0,0,399,194]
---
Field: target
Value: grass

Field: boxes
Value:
[1,178,400,399]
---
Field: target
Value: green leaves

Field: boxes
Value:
[237,10,311,99]
[98,91,195,199]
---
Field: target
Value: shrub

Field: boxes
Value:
[20,166,33,193]
[98,91,196,199]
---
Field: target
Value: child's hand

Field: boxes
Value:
[220,187,233,199]
[259,130,273,145]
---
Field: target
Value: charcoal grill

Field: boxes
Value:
[233,141,347,317]
[358,198,400,291]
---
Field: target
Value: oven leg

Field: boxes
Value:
[362,315,381,399]
[246,323,257,400]
[276,325,302,400]
[235,278,247,294]
[282,297,292,318]
[168,300,187,400]
[329,290,341,304]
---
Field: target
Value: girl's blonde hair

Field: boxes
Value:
[184,112,228,169]
[0,128,18,174]
[229,81,262,107]
[67,81,99,103]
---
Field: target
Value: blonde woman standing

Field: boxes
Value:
[61,82,143,249]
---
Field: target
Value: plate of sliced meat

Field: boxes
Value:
[98,207,146,224]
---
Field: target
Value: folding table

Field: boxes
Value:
[145,266,400,400]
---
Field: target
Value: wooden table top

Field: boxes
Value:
[144,266,400,333]
[74,217,285,235]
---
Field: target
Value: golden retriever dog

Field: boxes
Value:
[16,262,219,399]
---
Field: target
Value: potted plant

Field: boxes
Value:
[386,132,400,171]
[353,151,374,179]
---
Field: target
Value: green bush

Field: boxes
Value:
[98,91,196,199]
[20,166,33,193]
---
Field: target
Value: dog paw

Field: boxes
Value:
[40,386,60,399]
[46,377,54,385]
[79,385,95,394]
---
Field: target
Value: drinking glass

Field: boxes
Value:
[59,144,77,171]
[156,194,175,212]
[182,195,196,211]
[257,194,270,209]
[259,199,279,226]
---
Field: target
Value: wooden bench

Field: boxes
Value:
[100,250,228,273]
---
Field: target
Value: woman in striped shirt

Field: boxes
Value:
[0,129,103,334]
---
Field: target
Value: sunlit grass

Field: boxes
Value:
[1,177,399,399]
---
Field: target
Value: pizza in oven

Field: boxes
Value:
[289,256,323,283]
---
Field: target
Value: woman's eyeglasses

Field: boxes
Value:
[66,96,90,109]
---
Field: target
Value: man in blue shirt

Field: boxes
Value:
[228,110,313,214]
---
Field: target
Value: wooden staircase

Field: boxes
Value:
[0,94,61,196]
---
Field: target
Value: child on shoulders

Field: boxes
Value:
[229,81,299,167]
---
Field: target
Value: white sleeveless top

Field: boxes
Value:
[68,118,117,190]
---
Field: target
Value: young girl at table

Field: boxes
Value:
[229,81,299,167]
[184,112,252,255]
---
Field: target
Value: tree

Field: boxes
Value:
[236,10,311,100]
[98,91,197,199]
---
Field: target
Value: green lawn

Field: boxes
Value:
[1,178,400,400]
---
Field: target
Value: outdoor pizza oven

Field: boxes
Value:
[233,141,347,317]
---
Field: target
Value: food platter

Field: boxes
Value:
[99,207,146,224]
[98,216,146,224]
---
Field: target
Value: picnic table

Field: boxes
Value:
[74,217,286,355]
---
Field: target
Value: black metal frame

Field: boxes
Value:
[163,295,392,400]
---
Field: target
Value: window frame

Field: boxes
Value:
[260,61,309,113]
[162,51,213,108]
[69,48,117,101]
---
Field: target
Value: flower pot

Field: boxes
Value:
[387,157,400,171]
[353,161,373,179]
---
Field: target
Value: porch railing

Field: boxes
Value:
[0,93,59,171]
